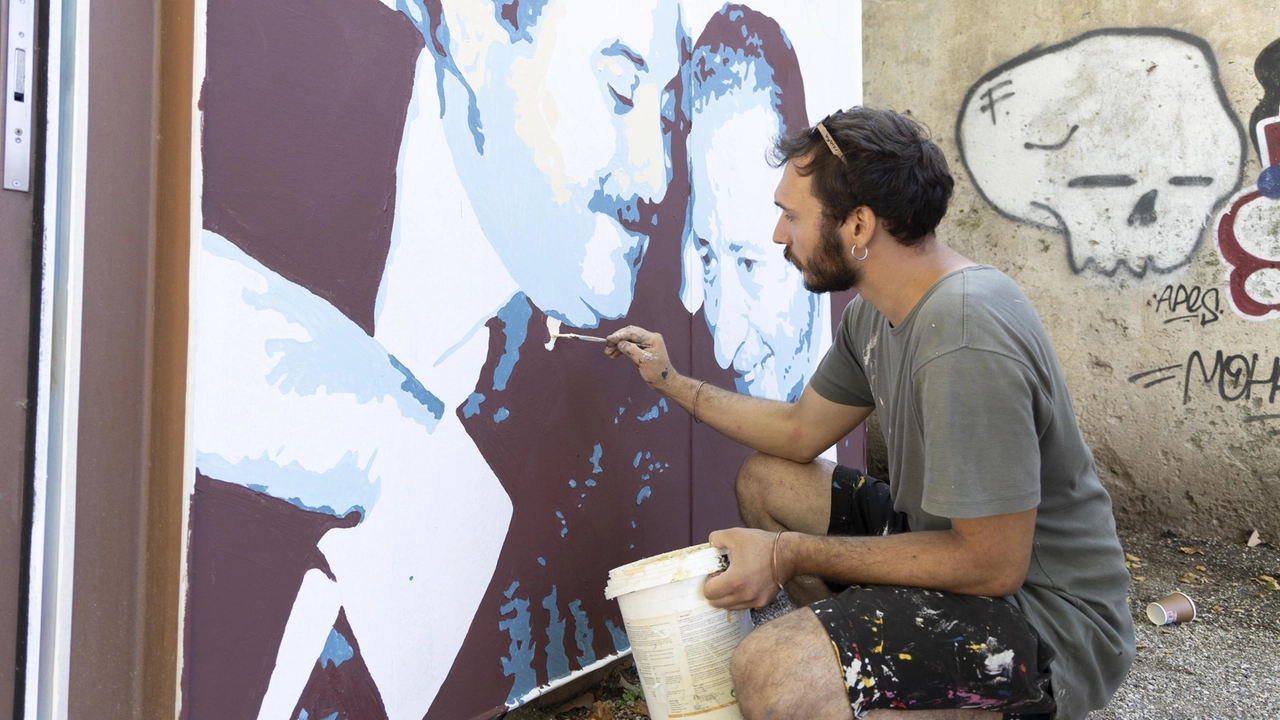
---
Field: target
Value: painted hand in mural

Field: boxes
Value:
[682,5,821,402]
[704,526,785,610]
[958,29,1246,277]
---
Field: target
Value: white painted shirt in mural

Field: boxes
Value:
[193,230,513,719]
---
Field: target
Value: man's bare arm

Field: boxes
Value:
[704,509,1038,609]
[605,325,873,462]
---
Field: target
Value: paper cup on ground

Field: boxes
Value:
[1145,591,1196,625]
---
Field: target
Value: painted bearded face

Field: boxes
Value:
[689,86,819,400]
[437,0,682,326]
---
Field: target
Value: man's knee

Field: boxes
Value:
[734,452,784,527]
[731,622,779,718]
[730,611,852,720]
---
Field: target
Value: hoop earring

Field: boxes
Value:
[851,244,869,261]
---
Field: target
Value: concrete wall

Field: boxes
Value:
[863,0,1280,541]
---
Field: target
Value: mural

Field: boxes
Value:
[183,1,859,719]
[956,29,1247,278]
[1214,38,1280,320]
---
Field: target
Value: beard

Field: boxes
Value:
[784,215,862,293]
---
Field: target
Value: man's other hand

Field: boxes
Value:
[605,325,678,389]
[704,527,784,610]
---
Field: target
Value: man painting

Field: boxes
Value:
[608,107,1134,719]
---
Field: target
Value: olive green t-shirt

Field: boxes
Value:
[810,265,1134,720]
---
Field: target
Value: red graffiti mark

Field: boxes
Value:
[1216,190,1280,317]
[1264,120,1280,167]
[1217,114,1280,319]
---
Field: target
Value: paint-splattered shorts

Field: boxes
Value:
[809,466,1057,719]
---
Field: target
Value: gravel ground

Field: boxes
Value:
[511,526,1280,720]
[1093,527,1280,719]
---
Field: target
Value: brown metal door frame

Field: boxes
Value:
[16,0,192,717]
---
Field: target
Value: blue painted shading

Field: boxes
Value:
[200,450,377,520]
[462,392,486,418]
[202,236,444,435]
[504,581,520,599]
[630,520,636,528]
[499,586,537,705]
[645,452,651,459]
[493,296,532,392]
[561,528,568,538]
[568,479,577,488]
[618,407,626,415]
[632,452,643,468]
[538,557,546,566]
[555,511,565,519]
[568,600,597,667]
[543,587,571,681]
[636,487,651,505]
[589,444,604,473]
[637,406,661,422]
[585,480,596,488]
[388,355,446,420]
[299,711,308,720]
[319,627,354,668]
[395,0,486,153]
[605,620,631,653]
[659,398,668,412]
[491,0,550,43]
[494,407,510,423]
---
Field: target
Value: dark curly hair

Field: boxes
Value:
[771,107,954,246]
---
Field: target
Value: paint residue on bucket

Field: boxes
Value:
[605,544,751,720]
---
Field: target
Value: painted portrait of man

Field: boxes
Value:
[684,4,821,402]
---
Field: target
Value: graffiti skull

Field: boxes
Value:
[958,30,1246,277]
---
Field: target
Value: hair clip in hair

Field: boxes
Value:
[815,122,845,161]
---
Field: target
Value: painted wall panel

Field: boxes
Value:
[182,1,861,718]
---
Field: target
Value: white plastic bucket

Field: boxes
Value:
[604,543,753,720]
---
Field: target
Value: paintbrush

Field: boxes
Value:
[555,332,607,343]
[545,317,608,350]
